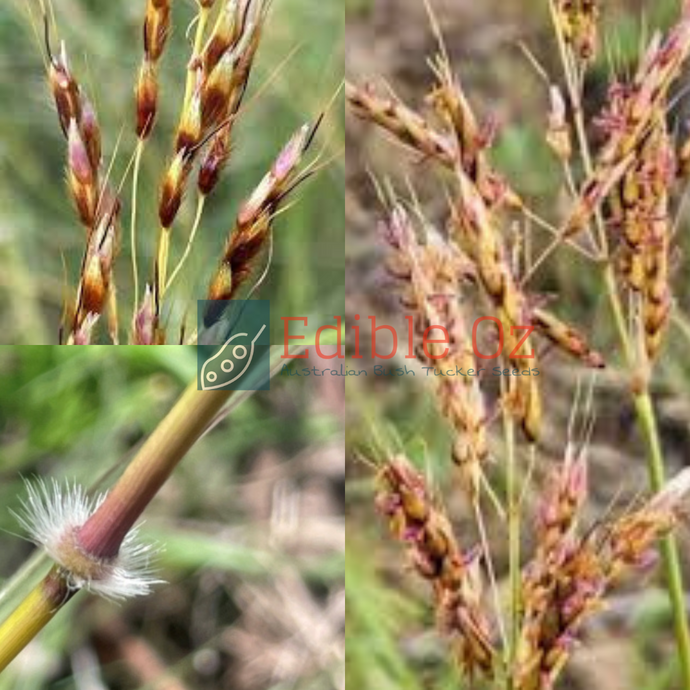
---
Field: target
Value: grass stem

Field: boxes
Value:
[130,139,144,316]
[164,194,206,296]
[0,567,75,673]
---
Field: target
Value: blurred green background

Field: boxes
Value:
[0,0,344,343]
[0,346,344,689]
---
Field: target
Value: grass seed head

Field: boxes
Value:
[346,81,455,167]
[176,79,204,152]
[202,0,246,73]
[375,456,495,679]
[48,43,83,137]
[136,59,159,139]
[80,97,102,171]
[159,150,193,228]
[198,128,231,195]
[143,0,171,62]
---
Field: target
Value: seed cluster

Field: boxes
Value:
[380,207,487,500]
[48,40,120,344]
[375,457,495,679]
[515,458,687,689]
[42,0,324,344]
[351,58,603,448]
[374,453,690,688]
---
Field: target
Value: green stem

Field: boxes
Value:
[633,392,690,686]
[547,1,690,678]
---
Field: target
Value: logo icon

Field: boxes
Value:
[200,324,267,390]
[197,300,270,391]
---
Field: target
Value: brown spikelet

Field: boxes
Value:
[532,307,604,368]
[198,127,231,195]
[135,59,158,139]
[375,456,496,679]
[158,151,193,229]
[207,262,235,303]
[175,81,203,152]
[81,253,107,315]
[201,0,247,73]
[209,213,269,301]
[201,51,235,128]
[80,97,101,171]
[48,44,82,137]
[143,0,171,62]
[346,81,455,167]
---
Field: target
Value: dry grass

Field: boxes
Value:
[347,1,690,687]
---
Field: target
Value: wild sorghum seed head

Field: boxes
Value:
[516,465,690,689]
[136,59,159,139]
[14,478,162,600]
[380,206,488,499]
[204,122,314,301]
[80,97,101,172]
[375,456,495,678]
[531,307,604,368]
[176,81,203,152]
[202,0,245,73]
[143,0,171,62]
[198,128,231,195]
[48,43,82,137]
[159,150,193,228]
[566,8,690,236]
[237,123,311,229]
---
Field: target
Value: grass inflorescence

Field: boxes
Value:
[347,0,690,687]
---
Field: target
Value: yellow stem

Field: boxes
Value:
[156,226,170,302]
[0,567,74,673]
[164,195,206,296]
[130,139,144,317]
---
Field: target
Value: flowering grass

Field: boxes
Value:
[0,0,344,344]
[346,1,690,688]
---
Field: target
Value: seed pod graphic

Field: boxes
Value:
[200,324,267,390]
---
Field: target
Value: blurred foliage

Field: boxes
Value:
[0,0,344,343]
[0,346,343,688]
